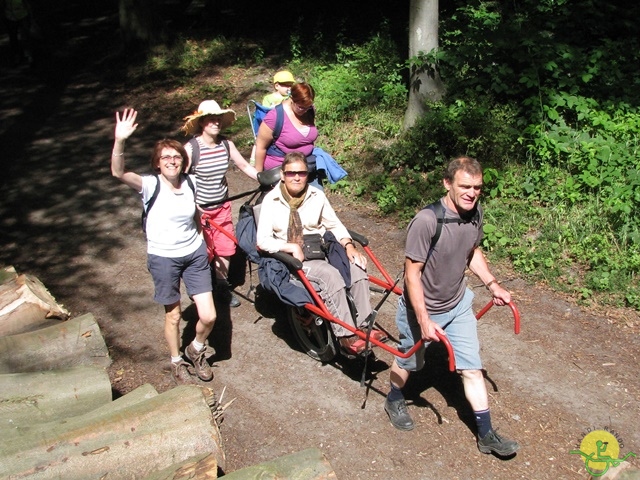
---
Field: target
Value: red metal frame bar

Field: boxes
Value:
[204,218,239,246]
[361,244,403,295]
[292,265,455,370]
[474,299,521,334]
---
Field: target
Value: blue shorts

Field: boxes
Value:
[394,288,482,371]
[147,242,212,305]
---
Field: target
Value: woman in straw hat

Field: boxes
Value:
[110,108,216,385]
[182,100,258,308]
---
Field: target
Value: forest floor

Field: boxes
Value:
[0,3,639,479]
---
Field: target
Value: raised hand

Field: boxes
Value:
[115,108,138,141]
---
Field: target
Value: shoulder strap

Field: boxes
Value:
[183,173,195,195]
[221,139,230,158]
[423,200,445,259]
[145,174,161,213]
[422,199,481,259]
[273,103,285,141]
[188,137,200,171]
[142,174,161,233]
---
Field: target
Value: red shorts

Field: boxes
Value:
[200,202,236,262]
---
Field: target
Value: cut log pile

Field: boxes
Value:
[0,265,337,479]
[0,266,225,479]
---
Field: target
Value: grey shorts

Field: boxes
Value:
[394,288,482,371]
[147,242,212,305]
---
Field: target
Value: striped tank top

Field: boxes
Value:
[193,137,230,209]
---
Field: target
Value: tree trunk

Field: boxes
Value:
[0,269,70,337]
[118,0,167,48]
[0,366,112,428]
[0,313,111,373]
[221,448,336,479]
[403,0,446,130]
[0,385,225,479]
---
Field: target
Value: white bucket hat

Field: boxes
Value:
[181,100,237,135]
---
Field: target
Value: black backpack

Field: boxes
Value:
[141,174,195,234]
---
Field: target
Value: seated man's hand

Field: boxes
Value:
[346,243,367,270]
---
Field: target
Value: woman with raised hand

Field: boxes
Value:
[110,108,216,385]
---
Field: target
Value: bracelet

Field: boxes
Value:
[485,279,499,289]
[112,152,124,157]
[344,241,354,248]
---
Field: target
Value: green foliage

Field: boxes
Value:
[306,33,408,127]
[145,37,258,76]
[357,0,640,311]
[380,98,522,172]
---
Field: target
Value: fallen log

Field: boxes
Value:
[142,453,218,480]
[0,366,112,429]
[0,268,70,337]
[2,383,159,440]
[0,265,18,285]
[221,448,337,480]
[0,385,225,479]
[0,313,111,373]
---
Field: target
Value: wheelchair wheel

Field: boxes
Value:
[286,306,337,362]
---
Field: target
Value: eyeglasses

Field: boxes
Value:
[160,155,183,162]
[292,102,313,112]
[283,170,309,178]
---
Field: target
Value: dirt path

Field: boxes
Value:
[1,5,639,479]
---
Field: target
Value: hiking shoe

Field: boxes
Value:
[478,429,520,456]
[229,292,241,308]
[185,343,213,381]
[215,283,241,308]
[171,359,193,385]
[384,397,415,431]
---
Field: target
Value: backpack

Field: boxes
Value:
[266,103,315,157]
[186,137,230,173]
[235,202,261,265]
[423,199,480,260]
[141,174,195,234]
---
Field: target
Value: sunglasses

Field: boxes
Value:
[283,170,309,178]
[292,102,313,112]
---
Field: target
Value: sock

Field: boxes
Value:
[474,409,492,438]
[387,383,404,402]
[171,356,183,363]
[191,339,204,351]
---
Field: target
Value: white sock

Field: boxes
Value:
[191,339,204,351]
[171,356,183,363]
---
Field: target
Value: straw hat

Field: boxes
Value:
[273,70,295,84]
[181,100,237,135]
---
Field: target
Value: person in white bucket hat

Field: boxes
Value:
[182,100,258,309]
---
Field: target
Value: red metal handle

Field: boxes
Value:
[475,300,520,334]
